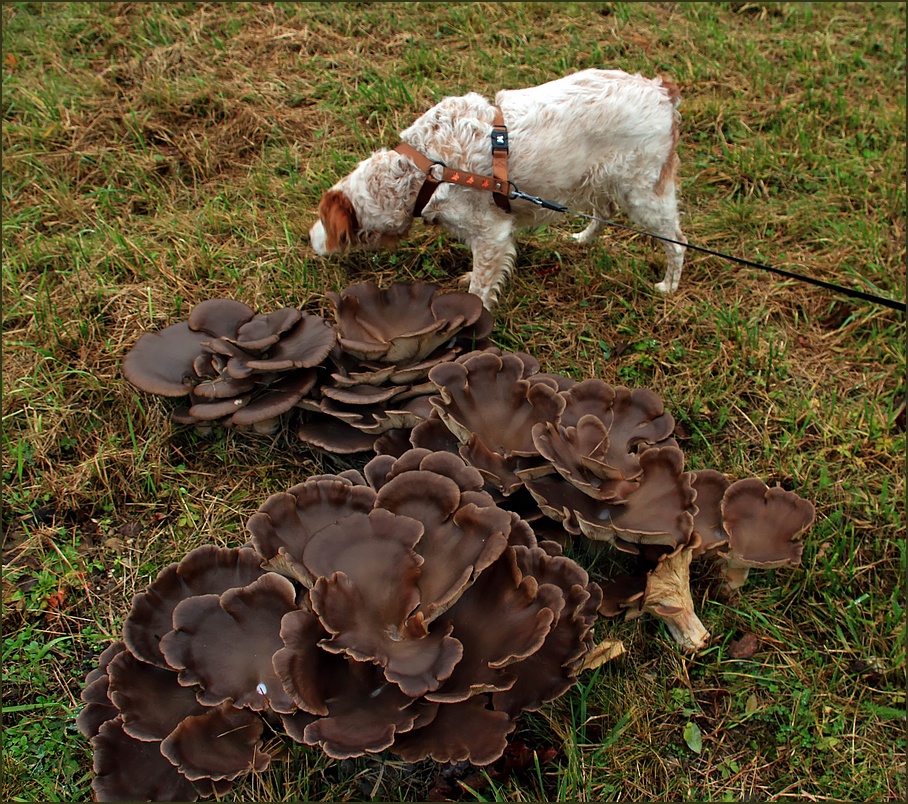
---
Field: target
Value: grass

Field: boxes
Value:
[1,1,905,801]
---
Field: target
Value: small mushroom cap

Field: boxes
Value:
[374,468,511,622]
[329,281,481,364]
[123,546,265,668]
[91,717,201,803]
[187,298,256,336]
[229,307,303,351]
[159,573,299,713]
[297,415,380,454]
[426,547,563,703]
[290,655,423,759]
[240,312,336,372]
[122,323,211,397]
[391,694,516,766]
[106,650,207,741]
[159,702,270,782]
[77,672,120,740]
[588,447,696,549]
[720,478,815,566]
[429,351,564,456]
[227,369,318,426]
[491,546,603,716]
[246,477,376,582]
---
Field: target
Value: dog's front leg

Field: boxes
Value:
[464,221,516,310]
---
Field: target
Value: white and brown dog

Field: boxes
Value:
[309,69,686,309]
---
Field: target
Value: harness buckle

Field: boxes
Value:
[491,126,509,152]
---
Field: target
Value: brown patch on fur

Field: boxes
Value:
[659,77,682,107]
[318,190,359,252]
[655,118,681,196]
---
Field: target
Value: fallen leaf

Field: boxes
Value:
[4,52,17,70]
[578,638,626,671]
[683,720,703,753]
[728,632,760,659]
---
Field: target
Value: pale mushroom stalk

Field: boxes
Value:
[641,546,709,652]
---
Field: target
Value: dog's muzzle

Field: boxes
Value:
[309,221,329,256]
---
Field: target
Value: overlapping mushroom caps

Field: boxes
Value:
[418,365,816,653]
[76,546,272,802]
[79,449,609,800]
[122,299,335,433]
[296,281,493,454]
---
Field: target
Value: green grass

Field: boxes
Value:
[2,2,905,801]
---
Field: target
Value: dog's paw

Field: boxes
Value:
[654,279,678,294]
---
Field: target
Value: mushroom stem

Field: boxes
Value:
[643,547,709,652]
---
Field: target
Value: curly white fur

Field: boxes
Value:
[310,69,687,309]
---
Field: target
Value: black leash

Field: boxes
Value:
[510,187,906,313]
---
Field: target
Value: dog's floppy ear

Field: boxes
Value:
[318,190,359,253]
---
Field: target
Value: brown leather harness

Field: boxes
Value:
[394,106,512,218]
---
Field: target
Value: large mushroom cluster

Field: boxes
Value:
[104,280,817,800]
[380,349,816,652]
[122,282,491,451]
[79,449,608,802]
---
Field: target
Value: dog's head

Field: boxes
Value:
[309,150,418,257]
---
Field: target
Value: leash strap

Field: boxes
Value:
[509,188,906,313]
[394,106,513,217]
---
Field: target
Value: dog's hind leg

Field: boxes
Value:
[617,185,686,294]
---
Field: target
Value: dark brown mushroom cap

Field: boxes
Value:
[159,702,270,782]
[576,447,696,550]
[122,546,265,668]
[597,572,648,617]
[226,369,318,426]
[297,415,380,454]
[77,671,121,739]
[187,298,256,337]
[107,650,207,741]
[407,414,464,455]
[428,350,564,457]
[364,447,487,496]
[372,427,417,458]
[328,281,479,364]
[373,468,512,622]
[282,650,423,759]
[720,478,814,566]
[306,508,465,698]
[607,386,675,453]
[239,312,336,372]
[159,573,299,713]
[187,393,253,421]
[122,322,212,397]
[556,378,617,428]
[190,371,256,400]
[246,477,376,583]
[491,546,603,716]
[425,546,564,703]
[391,694,516,766]
[690,470,731,557]
[272,608,340,716]
[532,416,644,501]
[91,717,201,803]
[229,307,303,352]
